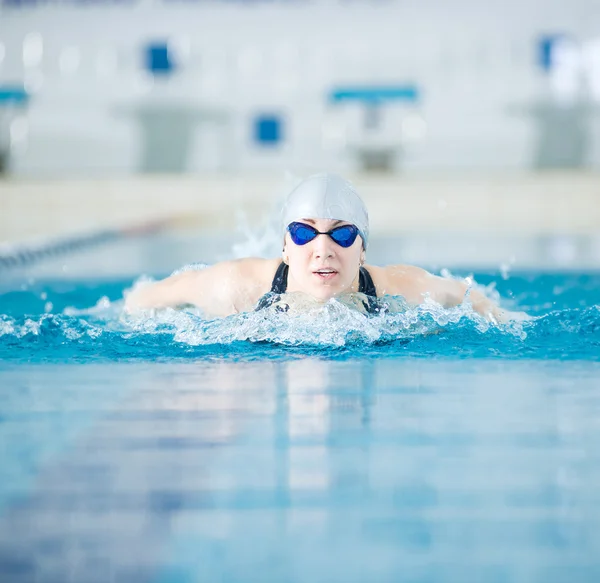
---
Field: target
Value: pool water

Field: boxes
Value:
[1,233,600,582]
[1,269,599,362]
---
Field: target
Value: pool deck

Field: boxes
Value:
[1,171,599,271]
[1,171,599,242]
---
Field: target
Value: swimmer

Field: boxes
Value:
[125,173,512,322]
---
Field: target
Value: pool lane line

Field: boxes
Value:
[0,218,172,271]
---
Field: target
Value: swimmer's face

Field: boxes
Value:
[283,218,365,301]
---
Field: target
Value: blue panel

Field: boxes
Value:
[538,34,566,71]
[254,115,282,145]
[330,86,420,104]
[0,87,28,105]
[146,43,174,75]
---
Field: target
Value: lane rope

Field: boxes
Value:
[0,219,170,271]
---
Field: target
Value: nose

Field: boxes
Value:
[311,233,336,259]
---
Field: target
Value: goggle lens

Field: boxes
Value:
[287,222,360,248]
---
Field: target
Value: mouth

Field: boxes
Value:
[313,268,338,281]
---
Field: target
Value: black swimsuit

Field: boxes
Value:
[256,262,382,314]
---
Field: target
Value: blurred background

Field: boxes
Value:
[0,0,599,267]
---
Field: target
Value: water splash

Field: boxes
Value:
[2,271,599,362]
[230,171,303,260]
[3,289,596,362]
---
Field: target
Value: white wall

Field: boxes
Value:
[1,0,599,175]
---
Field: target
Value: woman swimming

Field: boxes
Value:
[125,173,509,322]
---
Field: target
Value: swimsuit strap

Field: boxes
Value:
[270,263,376,297]
[358,266,377,297]
[271,262,289,294]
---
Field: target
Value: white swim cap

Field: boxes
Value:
[281,173,369,248]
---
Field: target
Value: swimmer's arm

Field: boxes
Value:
[379,265,508,323]
[429,274,509,323]
[125,260,260,317]
[125,271,202,311]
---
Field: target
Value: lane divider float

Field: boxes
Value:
[0,219,171,271]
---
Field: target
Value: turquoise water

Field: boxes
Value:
[1,235,600,582]
[1,270,599,361]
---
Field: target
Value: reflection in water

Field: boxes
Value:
[0,359,599,582]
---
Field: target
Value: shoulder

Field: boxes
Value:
[169,257,280,314]
[207,257,281,312]
[198,256,280,289]
[366,263,432,290]
[126,258,281,316]
[228,257,281,280]
[179,257,278,282]
[365,264,442,304]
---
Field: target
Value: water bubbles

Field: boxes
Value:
[118,290,522,351]
[64,325,83,340]
[231,206,282,259]
[96,296,111,310]
[170,263,208,276]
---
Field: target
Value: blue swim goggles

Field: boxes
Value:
[287,221,360,248]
